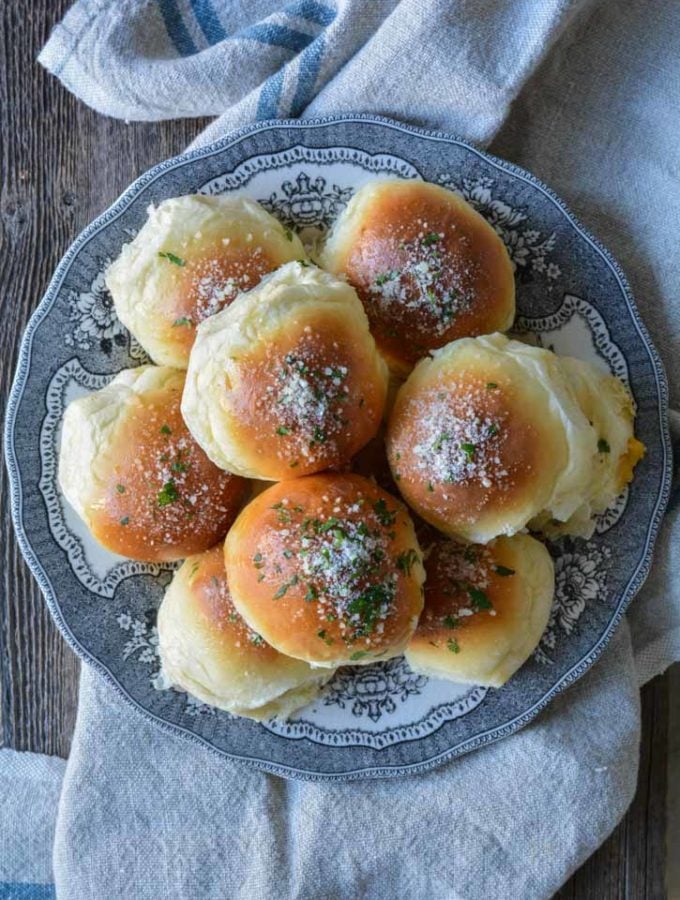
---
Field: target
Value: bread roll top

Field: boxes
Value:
[182,262,388,480]
[59,366,248,562]
[106,194,307,367]
[322,179,515,377]
[224,473,425,667]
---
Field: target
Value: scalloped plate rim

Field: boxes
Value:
[4,114,673,780]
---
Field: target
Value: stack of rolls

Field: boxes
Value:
[58,179,645,722]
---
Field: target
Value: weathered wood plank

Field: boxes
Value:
[0,0,208,755]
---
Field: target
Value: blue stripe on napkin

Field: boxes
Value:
[257,69,286,119]
[158,0,199,55]
[290,34,328,114]
[239,23,315,52]
[286,0,336,27]
[189,0,227,44]
[0,885,55,900]
[158,1,335,60]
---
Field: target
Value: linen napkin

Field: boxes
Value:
[0,750,65,898]
[3,0,679,897]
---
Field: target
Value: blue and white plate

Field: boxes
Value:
[5,116,672,780]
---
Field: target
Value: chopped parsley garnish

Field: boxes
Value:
[171,460,189,473]
[273,575,298,599]
[427,482,434,492]
[396,548,419,575]
[468,586,492,610]
[249,634,265,647]
[276,425,291,436]
[422,232,442,246]
[160,424,172,436]
[447,638,460,654]
[463,545,477,563]
[283,228,294,241]
[318,516,342,533]
[309,426,326,447]
[172,317,192,327]
[119,516,129,526]
[487,423,499,437]
[375,270,397,286]
[317,629,333,645]
[253,553,264,569]
[350,650,369,661]
[494,565,515,577]
[228,613,239,624]
[598,438,611,453]
[373,498,396,527]
[347,583,393,636]
[158,251,185,266]
[297,258,311,267]
[443,615,459,629]
[460,442,476,462]
[271,502,291,524]
[116,484,126,494]
[486,382,498,389]
[305,584,318,602]
[433,432,449,452]
[157,480,179,507]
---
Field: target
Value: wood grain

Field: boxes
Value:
[0,3,668,895]
[0,0,209,755]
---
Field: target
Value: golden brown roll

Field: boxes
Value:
[58,366,248,561]
[224,473,425,667]
[405,534,554,687]
[386,333,597,543]
[321,179,515,377]
[182,261,388,480]
[531,356,645,538]
[105,194,306,368]
[158,546,333,719]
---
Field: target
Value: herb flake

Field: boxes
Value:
[157,480,179,507]
[158,251,185,266]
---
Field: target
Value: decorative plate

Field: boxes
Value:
[5,116,671,781]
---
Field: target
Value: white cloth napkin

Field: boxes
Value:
[3,0,679,897]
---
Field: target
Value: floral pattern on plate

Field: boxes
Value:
[7,117,670,778]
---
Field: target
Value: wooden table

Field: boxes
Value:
[0,4,668,896]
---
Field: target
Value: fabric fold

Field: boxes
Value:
[53,629,639,900]
[0,749,66,893]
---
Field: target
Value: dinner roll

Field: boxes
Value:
[321,179,515,377]
[106,194,306,368]
[386,333,597,543]
[405,533,554,687]
[224,473,425,667]
[59,366,248,561]
[158,545,332,719]
[182,262,388,480]
[531,356,645,538]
